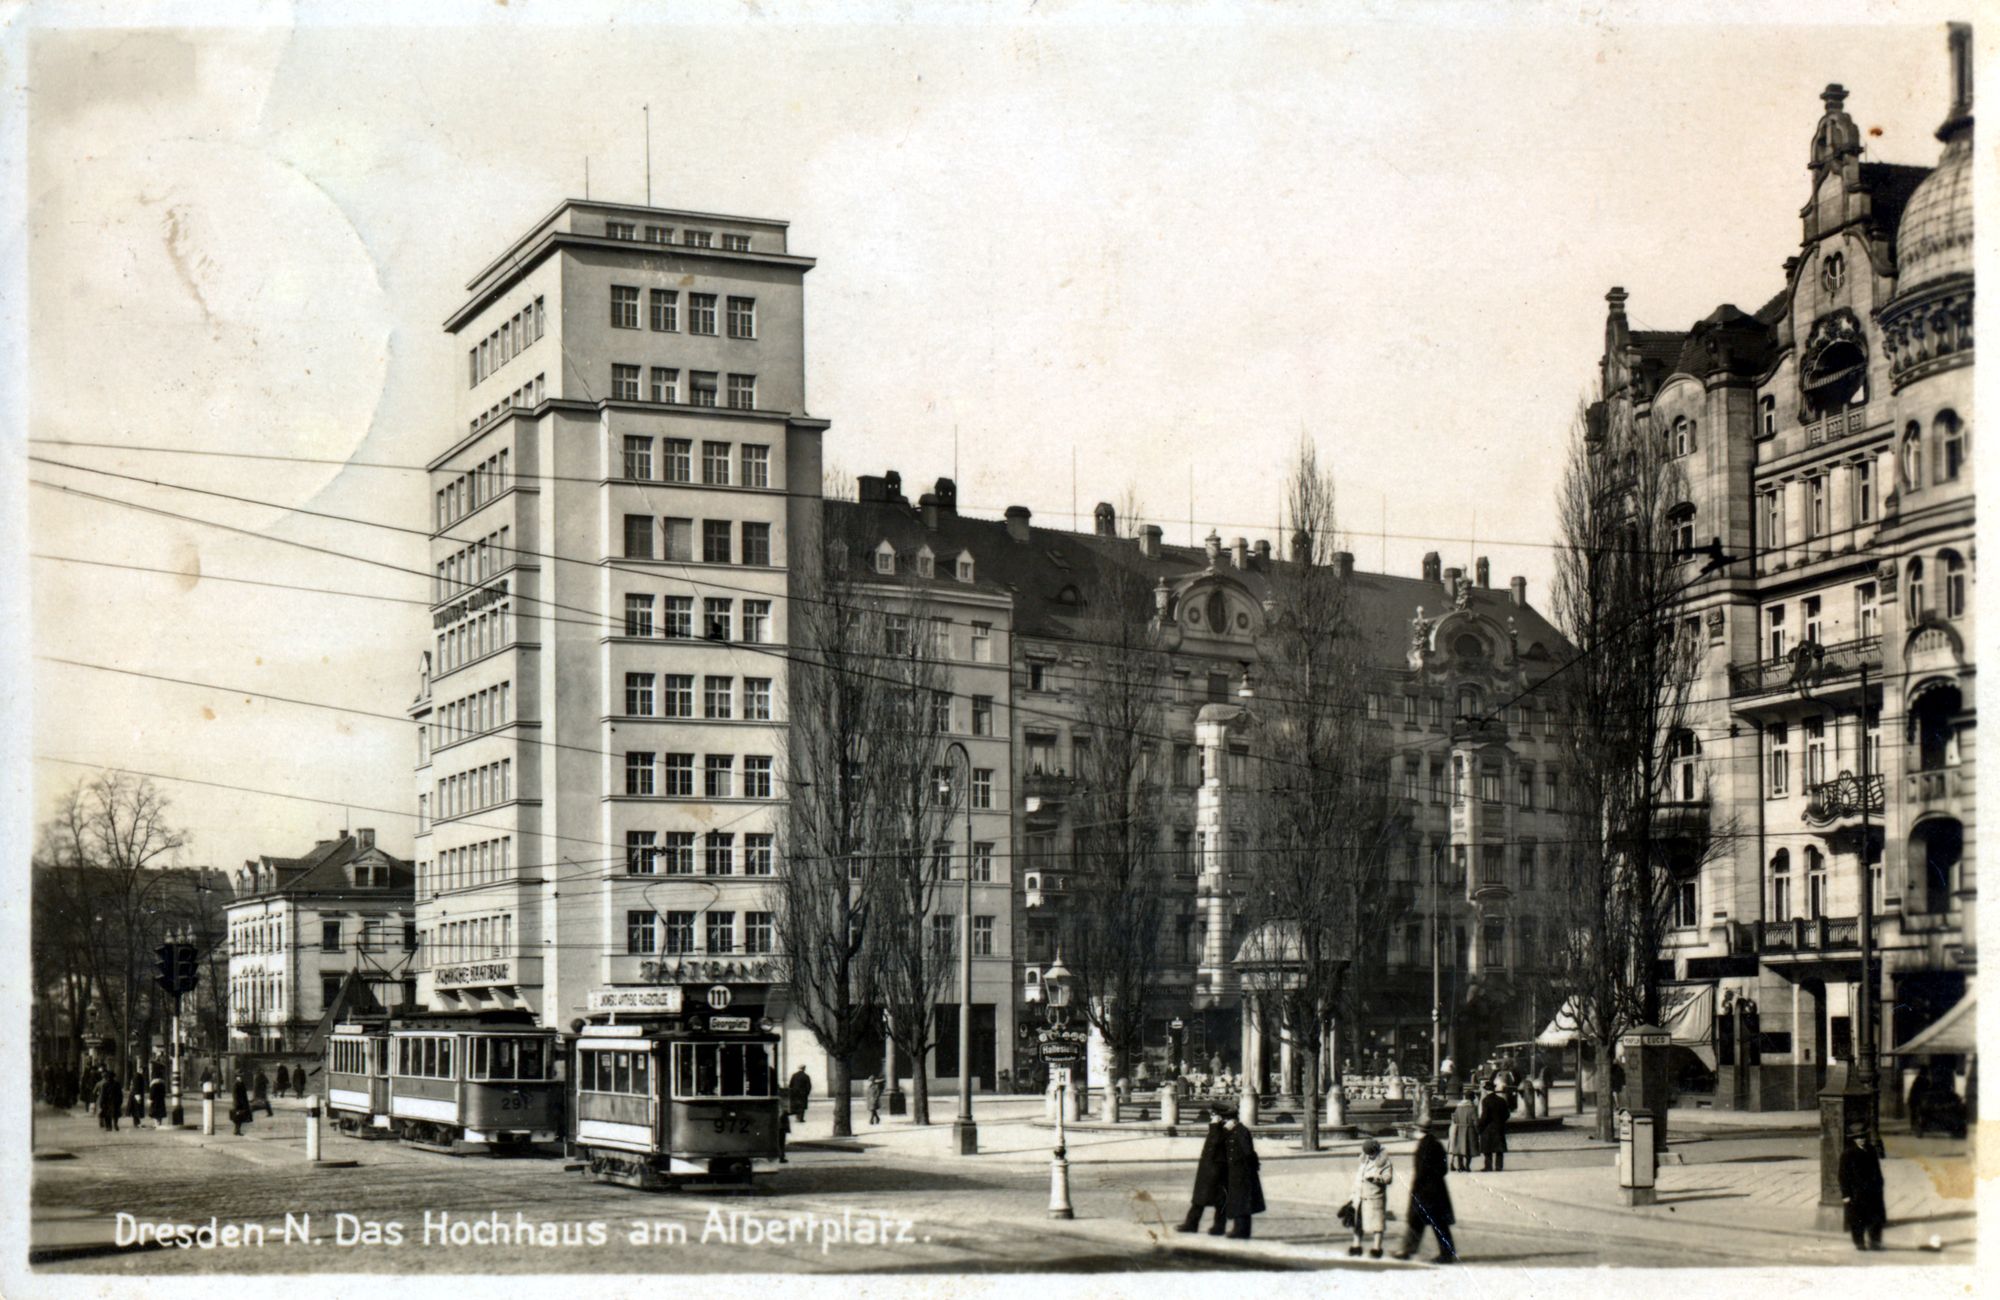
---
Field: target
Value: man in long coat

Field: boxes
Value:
[1447,1087,1478,1171]
[1476,1081,1510,1171]
[97,1071,120,1131]
[1221,1113,1266,1239]
[1838,1132,1887,1250]
[230,1075,254,1136]
[787,1066,813,1122]
[1175,1105,1231,1235]
[1392,1124,1458,1263]
[148,1074,169,1128]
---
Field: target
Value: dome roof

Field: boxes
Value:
[1894,134,1972,293]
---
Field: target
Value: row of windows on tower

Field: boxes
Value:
[622,515,772,566]
[469,297,546,388]
[611,365,755,408]
[622,673,773,721]
[625,831,774,877]
[609,286,755,338]
[625,909,776,956]
[621,437,769,487]
[622,594,770,642]
[604,221,754,253]
[437,449,512,530]
[624,752,774,800]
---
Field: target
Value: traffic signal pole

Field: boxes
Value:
[170,993,185,1126]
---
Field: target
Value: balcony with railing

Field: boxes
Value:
[1907,767,1967,809]
[1728,636,1882,700]
[1757,915,1861,957]
[1802,772,1887,828]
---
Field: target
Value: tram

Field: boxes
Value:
[324,1020,393,1137]
[382,1010,564,1153]
[571,990,785,1189]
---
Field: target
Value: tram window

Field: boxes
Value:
[440,1041,452,1077]
[671,1042,778,1099]
[632,1052,649,1095]
[613,1052,630,1094]
[493,1038,518,1080]
[423,1039,437,1076]
[519,1039,545,1081]
[472,1039,488,1077]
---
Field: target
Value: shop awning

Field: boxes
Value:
[1661,983,1716,1070]
[1892,993,1976,1056]
[1537,999,1581,1048]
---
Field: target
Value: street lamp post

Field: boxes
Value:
[1045,952,1075,1219]
[945,741,978,1155]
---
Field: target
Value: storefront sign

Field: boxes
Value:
[637,958,776,984]
[432,959,515,990]
[433,579,510,629]
[588,987,685,1013]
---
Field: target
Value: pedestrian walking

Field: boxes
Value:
[1392,1123,1458,1263]
[148,1074,168,1128]
[254,1069,273,1116]
[275,1064,290,1096]
[862,1073,884,1125]
[1174,1104,1231,1236]
[1477,1080,1510,1172]
[295,1068,308,1099]
[97,1072,120,1131]
[126,1075,145,1130]
[230,1076,253,1136]
[1839,1131,1887,1251]
[1448,1087,1478,1172]
[787,1065,813,1122]
[1346,1136,1394,1258]
[1221,1111,1265,1239]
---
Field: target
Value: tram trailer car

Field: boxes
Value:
[572,1009,784,1189]
[325,1022,393,1138]
[385,1011,563,1153]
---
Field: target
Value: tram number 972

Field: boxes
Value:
[711,1117,753,1134]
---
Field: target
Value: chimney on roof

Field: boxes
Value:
[1443,566,1463,594]
[1475,557,1490,587]
[1005,505,1032,543]
[883,470,903,504]
[1422,552,1441,582]
[858,474,889,503]
[355,828,375,850]
[1253,539,1271,564]
[1510,576,1528,607]
[1204,531,1222,566]
[1138,524,1162,559]
[1094,502,1116,537]
[919,493,941,530]
[1334,551,1354,579]
[1231,537,1248,569]
[1290,529,1311,563]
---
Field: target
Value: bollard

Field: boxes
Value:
[1160,1084,1179,1130]
[305,1095,322,1162]
[200,1081,215,1136]
[1048,1072,1074,1219]
[1327,1084,1348,1128]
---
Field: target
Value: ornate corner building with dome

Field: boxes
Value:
[1589,26,1974,1113]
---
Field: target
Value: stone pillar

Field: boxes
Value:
[1246,1003,1265,1093]
[1278,1026,1295,1097]
[1830,463,1854,539]
[1784,479,1807,558]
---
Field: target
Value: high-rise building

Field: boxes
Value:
[413,202,826,1045]
[1589,27,1974,1111]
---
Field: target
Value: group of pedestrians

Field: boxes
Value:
[1446,1080,1514,1172]
[1174,1104,1267,1239]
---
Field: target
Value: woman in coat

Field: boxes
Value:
[253,1070,272,1115]
[230,1075,254,1136]
[1347,1136,1394,1258]
[148,1074,168,1127]
[97,1072,121,1131]
[1221,1115,1266,1239]
[274,1064,290,1097]
[1176,1105,1232,1235]
[1447,1088,1478,1172]
[1477,1082,1510,1172]
[126,1075,146,1129]
[1838,1132,1887,1250]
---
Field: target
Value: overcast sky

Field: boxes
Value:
[13,1,1967,875]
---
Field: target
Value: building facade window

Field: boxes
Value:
[1936,410,1964,482]
[1902,423,1923,490]
[690,294,718,335]
[741,523,771,566]
[741,445,770,488]
[610,285,640,328]
[623,436,653,480]
[612,364,641,401]
[650,289,678,332]
[726,297,756,339]
[1942,550,1966,618]
[1768,724,1789,797]
[1771,849,1792,921]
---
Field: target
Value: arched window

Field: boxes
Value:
[1941,550,1966,619]
[1901,422,1924,490]
[1935,410,1965,482]
[1668,503,1697,558]
[1770,849,1792,922]
[1805,846,1828,920]
[1760,394,1777,438]
[1907,557,1926,621]
[1456,684,1482,718]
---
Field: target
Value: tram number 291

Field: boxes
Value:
[712,1117,752,1134]
[500,1092,529,1111]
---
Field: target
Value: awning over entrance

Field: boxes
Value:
[1660,983,1716,1070]
[1892,992,1976,1056]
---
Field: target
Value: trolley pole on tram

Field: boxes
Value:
[947,742,978,1155]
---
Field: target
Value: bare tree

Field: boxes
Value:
[33,774,190,1080]
[776,520,954,1133]
[1239,441,1406,1152]
[1546,395,1715,1141]
[1062,557,1168,1089]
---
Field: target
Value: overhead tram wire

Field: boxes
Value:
[31,435,1782,562]
[30,463,1842,728]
